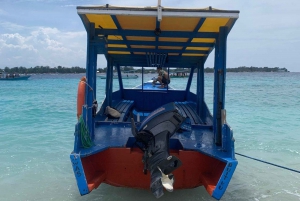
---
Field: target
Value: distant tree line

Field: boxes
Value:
[204,66,289,73]
[1,66,289,74]
[0,66,86,74]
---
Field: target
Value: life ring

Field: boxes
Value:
[77,76,86,119]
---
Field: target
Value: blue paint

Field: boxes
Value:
[70,154,89,195]
[107,47,209,54]
[107,40,214,47]
[95,29,218,39]
[72,6,239,200]
[212,160,238,200]
[213,27,228,145]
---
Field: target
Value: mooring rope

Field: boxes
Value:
[79,115,93,148]
[235,152,300,174]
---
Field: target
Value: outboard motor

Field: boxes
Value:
[131,102,185,198]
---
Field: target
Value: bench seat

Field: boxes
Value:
[105,100,134,122]
[175,101,203,125]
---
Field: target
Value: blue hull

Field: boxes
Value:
[71,4,239,200]
[0,76,30,80]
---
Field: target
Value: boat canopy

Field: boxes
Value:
[77,5,239,68]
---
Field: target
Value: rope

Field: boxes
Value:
[79,115,93,148]
[81,80,96,101]
[236,152,300,174]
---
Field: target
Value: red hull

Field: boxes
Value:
[81,148,226,195]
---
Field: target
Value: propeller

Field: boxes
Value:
[157,166,174,192]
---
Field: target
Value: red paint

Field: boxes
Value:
[81,148,226,195]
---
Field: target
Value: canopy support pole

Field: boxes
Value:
[196,62,205,122]
[213,26,228,145]
[84,22,97,138]
[185,66,195,98]
[116,64,124,98]
[105,56,113,108]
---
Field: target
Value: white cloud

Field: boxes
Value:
[0,21,26,32]
[1,0,300,71]
[0,26,87,67]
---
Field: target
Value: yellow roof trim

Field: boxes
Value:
[159,37,189,42]
[182,53,207,56]
[130,45,155,49]
[108,35,123,40]
[108,44,127,48]
[160,17,201,31]
[86,14,117,29]
[116,15,156,30]
[158,46,183,50]
[186,47,210,51]
[108,51,130,54]
[191,38,215,43]
[198,18,229,32]
[127,36,155,41]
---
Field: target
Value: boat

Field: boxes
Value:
[71,2,239,200]
[97,71,138,79]
[169,70,190,78]
[97,74,138,79]
[0,71,30,80]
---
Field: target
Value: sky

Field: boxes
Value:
[1,0,300,72]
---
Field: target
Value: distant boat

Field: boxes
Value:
[0,72,30,80]
[170,70,190,78]
[97,71,139,79]
[277,69,288,72]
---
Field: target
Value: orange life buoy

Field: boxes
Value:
[77,76,86,119]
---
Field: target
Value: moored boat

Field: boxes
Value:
[71,3,239,200]
[97,70,139,79]
[170,70,190,78]
[97,74,138,79]
[0,71,30,80]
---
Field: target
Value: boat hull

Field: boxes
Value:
[0,76,30,80]
[71,147,237,200]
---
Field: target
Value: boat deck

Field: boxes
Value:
[133,82,173,90]
[79,122,231,162]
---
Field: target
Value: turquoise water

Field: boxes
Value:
[0,72,299,201]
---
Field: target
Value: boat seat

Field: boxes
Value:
[105,100,134,122]
[174,101,203,125]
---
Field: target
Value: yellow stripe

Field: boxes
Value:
[108,51,130,54]
[160,17,200,31]
[159,37,188,42]
[158,46,183,50]
[182,53,206,56]
[186,47,210,51]
[127,36,155,41]
[191,38,215,43]
[198,18,229,32]
[108,44,127,48]
[116,15,156,30]
[86,14,117,29]
[108,35,123,40]
[134,52,146,55]
[130,45,155,49]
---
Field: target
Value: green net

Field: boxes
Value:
[79,115,93,148]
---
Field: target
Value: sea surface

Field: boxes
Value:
[0,72,299,201]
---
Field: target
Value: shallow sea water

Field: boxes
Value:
[0,72,299,201]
